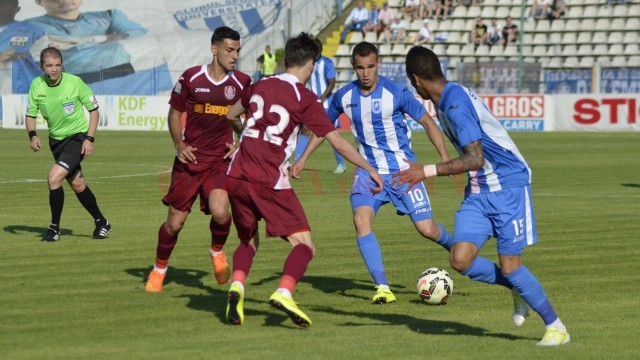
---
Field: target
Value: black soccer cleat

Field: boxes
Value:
[93,220,112,239]
[42,227,60,242]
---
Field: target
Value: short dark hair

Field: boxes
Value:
[2,0,19,6]
[405,46,444,82]
[40,47,63,65]
[211,26,240,45]
[284,32,321,68]
[314,37,323,53]
[351,41,378,61]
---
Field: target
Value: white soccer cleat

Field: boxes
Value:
[512,289,529,326]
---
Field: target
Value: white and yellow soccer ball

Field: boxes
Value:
[416,268,454,305]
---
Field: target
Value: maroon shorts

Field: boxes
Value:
[162,158,229,214]
[227,177,310,240]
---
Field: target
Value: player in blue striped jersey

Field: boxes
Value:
[295,42,453,304]
[397,45,569,346]
[295,38,346,174]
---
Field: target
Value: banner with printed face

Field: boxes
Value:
[2,0,335,96]
[552,94,640,131]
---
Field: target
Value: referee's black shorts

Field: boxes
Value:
[49,133,85,179]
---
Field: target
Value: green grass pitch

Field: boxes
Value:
[1,129,638,359]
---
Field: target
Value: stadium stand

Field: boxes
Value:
[329,0,640,91]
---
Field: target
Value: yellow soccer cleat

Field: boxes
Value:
[145,269,166,292]
[372,285,396,304]
[269,291,312,328]
[212,251,231,285]
[537,328,570,346]
[226,283,244,325]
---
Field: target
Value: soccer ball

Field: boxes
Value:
[417,268,454,305]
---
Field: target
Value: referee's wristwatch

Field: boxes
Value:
[84,135,95,143]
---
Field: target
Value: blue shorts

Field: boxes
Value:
[453,185,538,255]
[350,168,433,222]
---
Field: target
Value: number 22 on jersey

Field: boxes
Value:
[243,94,291,146]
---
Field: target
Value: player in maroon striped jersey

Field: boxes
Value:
[145,26,251,293]
[223,32,383,327]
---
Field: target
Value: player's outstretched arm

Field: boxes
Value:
[291,133,324,179]
[392,140,485,189]
[325,130,383,193]
[416,112,450,163]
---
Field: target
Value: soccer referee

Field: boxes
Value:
[25,47,111,242]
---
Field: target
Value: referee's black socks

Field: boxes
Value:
[49,187,64,228]
[75,186,105,223]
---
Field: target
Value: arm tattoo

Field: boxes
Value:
[437,141,484,176]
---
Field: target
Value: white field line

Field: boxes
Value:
[0,163,171,184]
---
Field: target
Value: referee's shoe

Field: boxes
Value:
[93,219,112,239]
[42,226,60,242]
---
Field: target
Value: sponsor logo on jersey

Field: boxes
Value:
[345,103,358,108]
[372,99,382,114]
[195,88,211,93]
[63,101,74,115]
[194,103,232,115]
[173,82,182,94]
[224,86,236,100]
[10,36,28,47]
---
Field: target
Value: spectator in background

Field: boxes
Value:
[528,0,551,21]
[547,0,566,22]
[471,17,489,47]
[487,18,503,46]
[362,1,380,37]
[402,0,421,21]
[257,45,277,78]
[0,0,47,94]
[377,1,396,37]
[385,15,407,44]
[414,18,432,45]
[420,0,436,19]
[340,0,369,44]
[502,16,518,45]
[434,0,452,20]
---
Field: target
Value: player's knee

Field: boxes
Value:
[164,220,184,236]
[449,251,473,273]
[416,221,439,241]
[352,214,372,235]
[209,208,229,223]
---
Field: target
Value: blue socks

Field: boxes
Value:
[461,256,512,288]
[505,265,558,325]
[435,223,453,251]
[294,134,309,162]
[357,233,388,286]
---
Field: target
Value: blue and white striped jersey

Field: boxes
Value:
[436,82,531,194]
[309,56,336,109]
[328,76,426,174]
